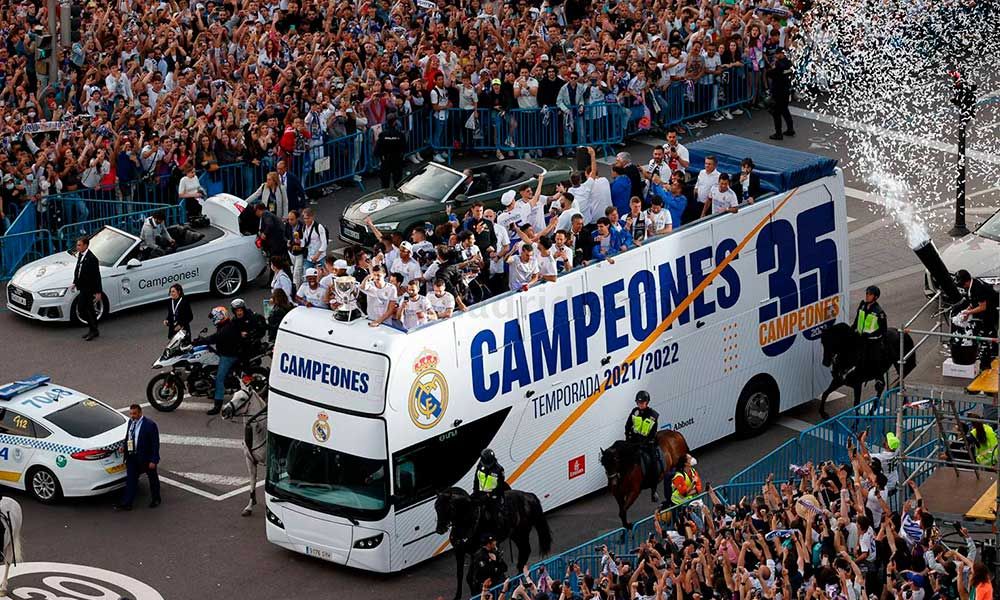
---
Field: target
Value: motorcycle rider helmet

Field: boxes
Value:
[231,298,247,310]
[635,390,650,405]
[209,306,230,325]
[480,448,497,467]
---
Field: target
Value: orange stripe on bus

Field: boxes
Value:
[507,189,798,485]
[432,189,799,559]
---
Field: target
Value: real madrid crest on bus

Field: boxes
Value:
[409,350,448,429]
[312,412,331,443]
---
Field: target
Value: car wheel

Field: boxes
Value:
[70,293,109,325]
[211,262,246,297]
[735,375,778,437]
[147,373,185,412]
[27,466,63,504]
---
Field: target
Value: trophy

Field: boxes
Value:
[332,275,362,322]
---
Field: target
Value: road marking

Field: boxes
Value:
[171,472,249,487]
[790,107,1000,166]
[159,434,243,449]
[968,186,999,199]
[215,480,266,501]
[844,186,879,205]
[157,474,222,501]
[851,264,925,291]
[777,417,814,432]
[117,401,216,414]
[846,216,856,223]
[6,563,164,600]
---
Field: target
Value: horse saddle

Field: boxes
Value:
[637,445,664,489]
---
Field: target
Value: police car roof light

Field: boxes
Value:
[0,374,52,401]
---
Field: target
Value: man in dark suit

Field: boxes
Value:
[254,202,287,258]
[276,160,306,212]
[116,404,161,510]
[72,236,103,341]
[730,157,763,205]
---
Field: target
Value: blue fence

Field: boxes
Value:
[467,388,961,600]
[1,228,53,281]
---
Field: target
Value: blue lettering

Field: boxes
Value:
[657,259,690,327]
[279,353,290,373]
[0,448,7,460]
[571,292,602,365]
[310,361,322,380]
[359,373,369,394]
[471,329,500,402]
[628,270,658,342]
[501,320,531,395]
[603,280,628,353]
[715,239,740,310]
[529,301,573,382]
[690,246,716,320]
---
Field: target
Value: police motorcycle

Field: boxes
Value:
[145,328,270,412]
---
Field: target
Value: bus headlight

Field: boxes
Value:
[353,533,384,549]
[266,506,284,529]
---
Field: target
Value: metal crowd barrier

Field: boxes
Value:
[1,228,53,282]
[53,202,186,250]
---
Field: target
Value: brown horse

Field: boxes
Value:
[599,430,690,530]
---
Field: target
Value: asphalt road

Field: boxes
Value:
[1,105,997,600]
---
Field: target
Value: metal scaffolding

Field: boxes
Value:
[893,290,1000,576]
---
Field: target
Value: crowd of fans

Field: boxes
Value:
[461,428,995,600]
[0,0,800,235]
[260,140,760,330]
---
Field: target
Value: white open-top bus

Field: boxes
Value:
[264,135,848,572]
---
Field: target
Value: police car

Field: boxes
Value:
[0,375,129,503]
[5,195,266,323]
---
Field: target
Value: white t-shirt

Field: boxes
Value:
[389,256,423,286]
[644,208,672,236]
[429,291,456,317]
[663,143,690,171]
[695,169,720,203]
[646,159,671,183]
[708,185,739,214]
[552,243,574,272]
[296,282,327,308]
[271,270,293,298]
[589,177,614,224]
[178,174,201,198]
[556,205,582,232]
[538,253,558,280]
[362,280,398,320]
[507,255,540,291]
[525,197,548,232]
[568,179,594,222]
[496,203,530,234]
[399,294,432,330]
[514,77,539,109]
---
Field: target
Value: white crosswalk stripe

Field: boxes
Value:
[159,434,243,449]
[171,472,250,487]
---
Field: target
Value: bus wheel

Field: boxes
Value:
[735,375,778,437]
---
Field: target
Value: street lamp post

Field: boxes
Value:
[949,73,977,237]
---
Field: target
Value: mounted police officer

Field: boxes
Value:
[473,449,505,527]
[852,285,888,364]
[625,391,665,501]
[626,391,659,445]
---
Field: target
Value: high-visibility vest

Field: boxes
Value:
[856,308,880,335]
[632,414,655,437]
[971,426,998,466]
[477,469,498,492]
[671,468,702,505]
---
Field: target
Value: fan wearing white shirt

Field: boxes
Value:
[663,130,691,171]
[551,230,575,273]
[506,242,541,292]
[295,269,327,308]
[428,279,457,319]
[644,195,673,236]
[702,173,740,217]
[300,208,327,270]
[516,173,548,232]
[694,155,721,208]
[388,241,423,286]
[397,280,432,330]
[536,237,558,283]
[362,268,399,327]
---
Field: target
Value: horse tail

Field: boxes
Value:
[12,523,22,565]
[902,331,917,376]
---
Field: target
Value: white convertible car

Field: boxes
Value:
[6,195,266,323]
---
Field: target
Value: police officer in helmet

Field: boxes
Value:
[851,285,888,362]
[473,448,506,525]
[626,391,659,445]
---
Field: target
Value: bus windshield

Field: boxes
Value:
[266,432,388,519]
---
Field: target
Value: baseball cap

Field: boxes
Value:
[333,259,348,270]
[305,268,318,278]
[491,78,502,86]
[540,53,549,61]
[500,190,516,206]
[399,241,413,252]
